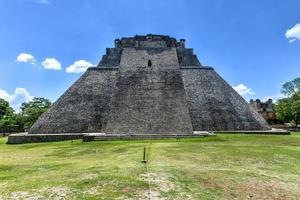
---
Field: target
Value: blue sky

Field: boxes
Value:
[0,0,300,111]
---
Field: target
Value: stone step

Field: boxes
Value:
[83,132,215,142]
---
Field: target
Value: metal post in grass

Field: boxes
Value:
[141,147,147,163]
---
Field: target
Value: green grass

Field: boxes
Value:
[0,133,299,199]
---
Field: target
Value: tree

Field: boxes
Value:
[275,99,293,123]
[0,98,23,132]
[281,77,300,97]
[0,116,19,132]
[293,77,300,91]
[0,98,14,119]
[291,91,300,102]
[276,77,300,126]
[20,97,51,130]
[20,97,51,111]
[0,97,52,133]
[291,100,300,125]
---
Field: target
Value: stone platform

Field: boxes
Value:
[7,133,84,144]
[7,129,290,144]
[214,128,290,135]
[82,132,215,142]
[7,132,214,144]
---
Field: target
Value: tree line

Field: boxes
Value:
[276,77,300,127]
[0,97,51,133]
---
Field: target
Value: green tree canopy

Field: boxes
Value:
[276,77,300,126]
[0,98,21,132]
[0,98,14,118]
[0,97,52,132]
[20,97,51,112]
[275,99,293,123]
[281,77,300,97]
[291,100,300,125]
[20,97,51,130]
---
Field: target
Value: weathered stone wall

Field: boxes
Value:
[98,48,122,67]
[182,68,270,131]
[119,48,179,71]
[7,133,83,144]
[29,68,117,134]
[176,48,201,66]
[115,34,178,48]
[105,48,193,135]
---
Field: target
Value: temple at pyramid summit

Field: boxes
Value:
[7,34,277,143]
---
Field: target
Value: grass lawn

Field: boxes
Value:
[0,133,299,200]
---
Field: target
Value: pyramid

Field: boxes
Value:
[29,34,270,135]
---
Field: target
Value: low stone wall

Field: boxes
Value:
[7,133,84,144]
[214,129,290,135]
[1,132,22,137]
[83,132,215,142]
[288,128,300,132]
[8,132,215,144]
[7,129,290,144]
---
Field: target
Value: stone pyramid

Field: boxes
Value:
[29,34,270,135]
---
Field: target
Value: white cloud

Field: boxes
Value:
[0,88,33,112]
[41,58,62,70]
[0,89,13,102]
[285,23,300,42]
[233,84,255,96]
[66,60,93,73]
[289,39,296,43]
[261,94,285,102]
[17,53,36,64]
[17,54,62,71]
